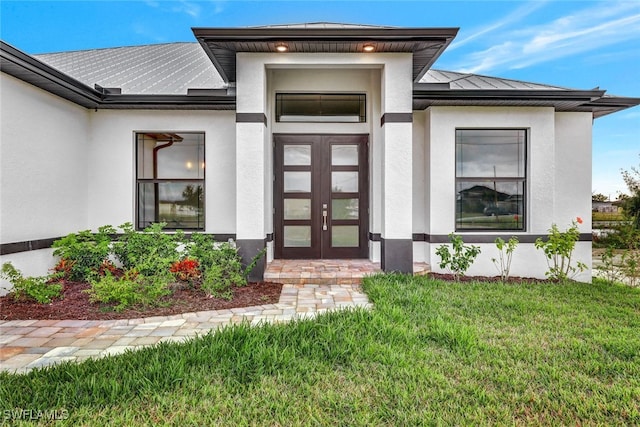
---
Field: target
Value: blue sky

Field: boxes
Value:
[2,0,639,198]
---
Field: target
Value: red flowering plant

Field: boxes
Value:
[52,258,76,281]
[170,258,201,284]
[98,260,122,278]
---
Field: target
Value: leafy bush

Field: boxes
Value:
[435,234,481,281]
[535,218,587,281]
[199,242,246,299]
[86,270,171,311]
[593,218,639,249]
[112,222,183,277]
[185,233,218,271]
[52,225,116,281]
[596,246,625,285]
[492,236,518,282]
[0,262,62,304]
[621,250,639,287]
[186,235,267,298]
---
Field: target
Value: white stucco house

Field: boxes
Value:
[1,23,639,283]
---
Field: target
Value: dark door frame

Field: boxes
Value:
[273,133,369,259]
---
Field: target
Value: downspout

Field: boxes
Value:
[152,139,176,224]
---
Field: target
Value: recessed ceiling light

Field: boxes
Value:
[363,44,375,52]
[276,43,288,52]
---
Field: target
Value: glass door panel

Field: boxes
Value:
[275,135,368,259]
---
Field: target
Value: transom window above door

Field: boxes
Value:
[136,132,205,230]
[276,93,366,123]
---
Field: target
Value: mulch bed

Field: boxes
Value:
[0,281,283,321]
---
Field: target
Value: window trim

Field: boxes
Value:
[135,131,206,231]
[454,128,527,232]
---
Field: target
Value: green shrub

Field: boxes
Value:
[596,246,624,285]
[186,235,266,298]
[621,250,639,287]
[435,233,481,281]
[112,222,183,277]
[0,262,62,304]
[185,233,218,271]
[535,218,587,281]
[492,236,519,282]
[199,241,246,299]
[86,270,171,311]
[593,219,640,249]
[52,225,116,281]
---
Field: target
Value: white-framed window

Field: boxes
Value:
[136,132,205,230]
[455,129,526,231]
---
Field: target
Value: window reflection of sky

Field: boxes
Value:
[456,130,525,178]
[284,145,311,165]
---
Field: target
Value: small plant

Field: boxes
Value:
[86,270,171,311]
[621,250,639,287]
[97,260,121,277]
[200,242,246,298]
[534,217,587,282]
[492,236,519,282]
[52,225,116,281]
[435,233,481,281]
[52,258,76,280]
[170,258,201,284]
[0,262,62,304]
[595,246,624,285]
[112,222,183,277]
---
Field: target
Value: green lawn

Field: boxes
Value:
[1,275,639,425]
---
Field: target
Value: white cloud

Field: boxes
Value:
[450,2,640,74]
[172,1,201,18]
[448,1,547,51]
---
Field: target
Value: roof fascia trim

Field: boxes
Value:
[413,86,606,101]
[101,94,236,107]
[192,27,460,40]
[1,41,103,106]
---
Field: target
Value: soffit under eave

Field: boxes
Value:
[192,27,459,84]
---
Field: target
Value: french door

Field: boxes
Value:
[274,134,369,259]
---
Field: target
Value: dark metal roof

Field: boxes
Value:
[2,34,639,117]
[35,43,224,94]
[412,84,640,118]
[1,41,235,110]
[192,24,459,83]
[1,41,102,109]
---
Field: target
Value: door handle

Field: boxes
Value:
[322,205,328,231]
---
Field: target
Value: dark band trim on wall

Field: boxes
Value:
[428,233,592,244]
[381,238,413,273]
[236,113,267,126]
[381,113,413,127]
[0,238,63,255]
[370,233,593,244]
[266,233,274,242]
[1,233,240,255]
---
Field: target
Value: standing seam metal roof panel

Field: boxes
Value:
[35,43,225,94]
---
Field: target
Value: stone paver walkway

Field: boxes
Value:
[0,284,372,374]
